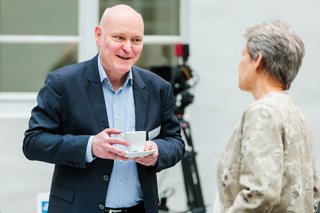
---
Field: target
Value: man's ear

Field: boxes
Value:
[254,52,263,70]
[95,26,102,46]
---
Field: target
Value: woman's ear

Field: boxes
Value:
[254,52,263,70]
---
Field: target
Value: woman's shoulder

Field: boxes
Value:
[248,92,292,112]
[243,92,292,123]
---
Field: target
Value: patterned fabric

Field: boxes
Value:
[217,92,320,213]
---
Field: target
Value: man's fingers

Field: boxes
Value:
[108,137,130,146]
[104,128,122,135]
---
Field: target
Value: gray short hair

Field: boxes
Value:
[244,20,305,90]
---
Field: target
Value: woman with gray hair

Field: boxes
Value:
[216,20,320,212]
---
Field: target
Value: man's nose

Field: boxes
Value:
[122,40,132,52]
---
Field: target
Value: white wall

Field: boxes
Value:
[0,118,53,213]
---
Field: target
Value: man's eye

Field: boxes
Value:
[114,36,124,41]
[132,38,142,45]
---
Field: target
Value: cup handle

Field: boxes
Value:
[112,133,125,139]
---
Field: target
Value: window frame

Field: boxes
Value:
[0,0,189,118]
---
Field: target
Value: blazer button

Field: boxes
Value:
[99,204,105,210]
[103,175,109,182]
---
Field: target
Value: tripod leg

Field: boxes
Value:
[180,119,206,213]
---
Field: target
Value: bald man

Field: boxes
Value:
[23,4,185,213]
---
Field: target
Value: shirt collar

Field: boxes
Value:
[97,54,133,88]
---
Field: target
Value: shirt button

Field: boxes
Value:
[99,204,105,210]
[103,175,109,182]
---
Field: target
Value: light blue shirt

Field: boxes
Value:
[85,55,143,208]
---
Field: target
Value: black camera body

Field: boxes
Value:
[149,64,194,116]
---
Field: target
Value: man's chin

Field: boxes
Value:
[117,63,134,72]
[115,66,131,74]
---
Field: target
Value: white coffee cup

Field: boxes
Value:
[122,131,146,152]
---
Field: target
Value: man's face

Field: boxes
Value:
[95,12,144,76]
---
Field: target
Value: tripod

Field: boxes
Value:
[159,114,206,213]
[157,43,204,212]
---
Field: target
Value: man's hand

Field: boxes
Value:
[92,128,129,160]
[133,140,159,166]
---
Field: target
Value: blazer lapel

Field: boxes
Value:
[132,67,149,131]
[85,56,109,130]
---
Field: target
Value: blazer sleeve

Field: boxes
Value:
[23,71,90,169]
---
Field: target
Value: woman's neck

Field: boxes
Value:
[251,74,284,100]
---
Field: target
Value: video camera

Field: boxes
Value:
[150,44,198,116]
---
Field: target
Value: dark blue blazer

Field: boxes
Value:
[23,55,185,213]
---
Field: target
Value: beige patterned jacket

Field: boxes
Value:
[217,92,320,213]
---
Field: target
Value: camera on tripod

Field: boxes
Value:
[149,44,198,117]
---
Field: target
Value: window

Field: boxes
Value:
[0,0,78,92]
[1,0,78,35]
[0,43,77,91]
[0,0,188,117]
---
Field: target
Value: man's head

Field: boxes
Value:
[95,4,144,77]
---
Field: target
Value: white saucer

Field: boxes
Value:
[125,150,156,158]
